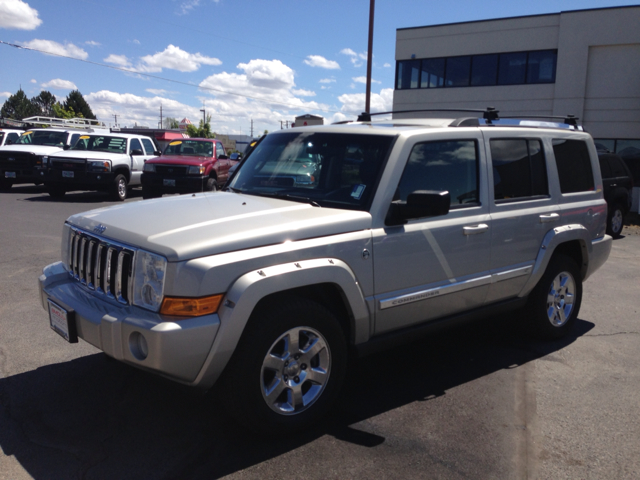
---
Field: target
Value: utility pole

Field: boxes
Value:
[250,119,254,137]
[113,114,118,127]
[365,0,375,114]
[200,107,206,127]
[160,104,163,129]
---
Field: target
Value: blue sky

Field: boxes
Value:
[0,0,637,135]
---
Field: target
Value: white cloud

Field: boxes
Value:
[30,78,36,83]
[338,88,393,115]
[340,48,368,67]
[292,89,316,97]
[177,0,200,15]
[138,44,221,73]
[41,79,78,90]
[104,54,132,68]
[319,78,336,84]
[352,76,381,84]
[146,88,176,96]
[85,40,101,46]
[22,39,88,59]
[0,0,41,30]
[0,91,11,99]
[131,39,140,45]
[304,55,340,70]
[383,63,391,68]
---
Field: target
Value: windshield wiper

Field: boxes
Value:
[248,191,321,207]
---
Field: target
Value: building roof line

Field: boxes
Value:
[396,5,640,32]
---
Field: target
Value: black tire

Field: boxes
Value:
[220,297,347,436]
[142,186,161,200]
[526,254,582,339]
[0,178,13,191]
[111,174,128,201]
[47,184,66,198]
[205,177,217,192]
[606,203,624,238]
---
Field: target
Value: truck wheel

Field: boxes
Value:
[111,174,128,201]
[221,297,347,435]
[526,254,582,339]
[606,203,624,238]
[205,177,217,192]
[142,186,161,200]
[47,184,66,198]
[0,178,14,191]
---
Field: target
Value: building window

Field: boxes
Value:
[420,58,445,88]
[471,54,499,86]
[396,50,557,90]
[491,139,548,202]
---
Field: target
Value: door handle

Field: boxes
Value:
[539,213,560,223]
[463,224,489,235]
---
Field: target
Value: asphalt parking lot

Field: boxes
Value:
[1,185,639,480]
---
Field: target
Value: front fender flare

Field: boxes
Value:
[192,257,369,389]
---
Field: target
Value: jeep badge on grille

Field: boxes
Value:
[93,224,107,234]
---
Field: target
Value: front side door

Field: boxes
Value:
[372,134,492,335]
[129,138,153,185]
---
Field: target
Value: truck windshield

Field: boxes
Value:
[16,130,68,146]
[163,140,214,156]
[228,131,396,210]
[71,135,127,153]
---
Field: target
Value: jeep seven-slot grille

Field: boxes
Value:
[67,229,135,304]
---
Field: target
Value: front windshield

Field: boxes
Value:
[163,140,213,156]
[16,130,68,146]
[71,135,127,153]
[229,131,396,210]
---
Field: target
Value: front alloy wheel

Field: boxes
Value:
[261,326,331,415]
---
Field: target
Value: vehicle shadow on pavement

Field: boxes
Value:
[0,317,594,479]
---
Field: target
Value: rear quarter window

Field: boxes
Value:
[552,139,594,193]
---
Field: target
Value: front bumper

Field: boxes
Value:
[141,172,209,194]
[1,166,47,184]
[39,261,220,386]
[45,169,117,188]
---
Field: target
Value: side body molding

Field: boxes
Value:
[192,258,370,389]
[518,224,591,297]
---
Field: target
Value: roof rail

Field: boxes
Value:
[20,116,107,129]
[499,114,579,127]
[357,107,501,124]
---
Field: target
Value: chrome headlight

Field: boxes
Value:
[143,162,156,173]
[188,165,205,175]
[133,250,167,312]
[87,160,111,172]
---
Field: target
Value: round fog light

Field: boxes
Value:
[129,332,148,360]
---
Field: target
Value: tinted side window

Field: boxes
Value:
[216,142,226,158]
[553,139,594,193]
[7,132,20,144]
[130,138,143,154]
[396,140,479,208]
[598,156,612,178]
[609,156,627,177]
[69,134,81,147]
[141,138,155,155]
[491,139,548,202]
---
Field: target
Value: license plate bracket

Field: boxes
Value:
[62,171,74,178]
[163,179,176,187]
[47,299,78,343]
[5,171,16,178]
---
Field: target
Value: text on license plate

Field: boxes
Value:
[163,179,176,186]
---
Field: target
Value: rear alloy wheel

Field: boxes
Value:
[111,174,128,201]
[607,203,624,238]
[526,254,582,339]
[205,177,217,192]
[221,297,347,435]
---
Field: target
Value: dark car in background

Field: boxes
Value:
[598,152,634,238]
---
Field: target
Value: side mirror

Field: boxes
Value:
[218,154,228,160]
[63,144,70,150]
[155,150,162,156]
[386,190,450,226]
[131,148,144,156]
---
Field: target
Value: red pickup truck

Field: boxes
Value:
[141,138,237,199]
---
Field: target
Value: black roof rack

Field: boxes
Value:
[357,107,500,124]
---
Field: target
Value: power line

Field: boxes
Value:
[0,40,341,115]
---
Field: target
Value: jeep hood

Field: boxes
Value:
[67,192,372,261]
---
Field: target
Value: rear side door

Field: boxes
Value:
[372,131,492,334]
[483,132,558,304]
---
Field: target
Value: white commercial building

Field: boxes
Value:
[394,6,640,211]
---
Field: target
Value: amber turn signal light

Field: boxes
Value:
[160,294,224,317]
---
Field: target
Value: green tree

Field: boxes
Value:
[30,90,57,117]
[186,115,215,138]
[63,90,96,119]
[1,88,36,120]
[52,102,76,119]
[163,117,180,129]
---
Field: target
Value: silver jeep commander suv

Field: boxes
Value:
[39,109,612,434]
